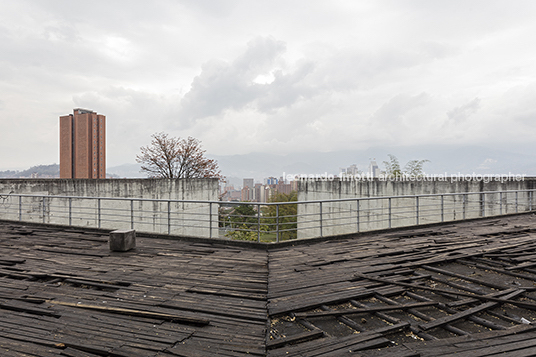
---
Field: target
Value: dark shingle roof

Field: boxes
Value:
[1,213,536,356]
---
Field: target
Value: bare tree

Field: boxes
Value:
[136,132,223,180]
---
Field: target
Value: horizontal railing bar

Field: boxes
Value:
[5,189,536,206]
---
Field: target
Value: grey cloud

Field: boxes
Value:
[500,84,536,127]
[447,98,481,123]
[177,37,317,126]
[73,87,180,135]
[179,0,239,17]
[73,87,182,164]
[419,41,458,60]
[42,23,79,43]
[178,58,263,122]
[234,37,287,74]
[29,1,177,33]
[0,19,135,83]
[313,48,428,92]
[0,1,196,83]
[372,93,431,124]
[512,111,536,128]
[256,62,317,113]
[177,39,433,127]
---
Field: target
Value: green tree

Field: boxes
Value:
[404,159,430,177]
[263,191,298,240]
[225,224,268,241]
[383,154,429,178]
[383,154,403,177]
[223,204,259,240]
[229,204,257,227]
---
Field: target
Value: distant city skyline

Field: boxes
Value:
[3,141,536,182]
[1,1,536,171]
[221,175,297,202]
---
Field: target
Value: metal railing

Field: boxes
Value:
[0,189,534,243]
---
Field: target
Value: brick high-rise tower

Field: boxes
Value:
[60,109,106,179]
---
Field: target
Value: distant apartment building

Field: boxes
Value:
[221,184,240,201]
[60,109,106,179]
[221,188,242,201]
[241,178,256,201]
[274,182,292,195]
[369,159,380,178]
[340,164,359,177]
[223,184,235,193]
[241,186,255,201]
[256,184,269,203]
[264,177,278,185]
[256,178,295,203]
[243,178,254,189]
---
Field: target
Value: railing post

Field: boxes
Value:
[388,198,392,228]
[98,198,101,228]
[167,201,171,235]
[42,196,46,223]
[209,202,213,239]
[69,197,72,226]
[515,191,518,213]
[319,201,323,237]
[462,194,466,220]
[482,193,485,217]
[500,192,503,215]
[257,203,261,243]
[356,199,360,233]
[276,204,280,243]
[441,195,444,222]
[416,196,419,225]
[130,199,134,230]
[18,196,22,221]
[530,190,533,211]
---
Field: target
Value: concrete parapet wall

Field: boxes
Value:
[0,178,219,200]
[297,178,536,238]
[298,177,536,199]
[0,179,219,237]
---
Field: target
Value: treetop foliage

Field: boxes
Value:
[383,154,429,177]
[268,191,298,203]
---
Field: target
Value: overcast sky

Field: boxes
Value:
[1,0,535,170]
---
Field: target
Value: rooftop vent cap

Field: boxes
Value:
[109,229,136,252]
